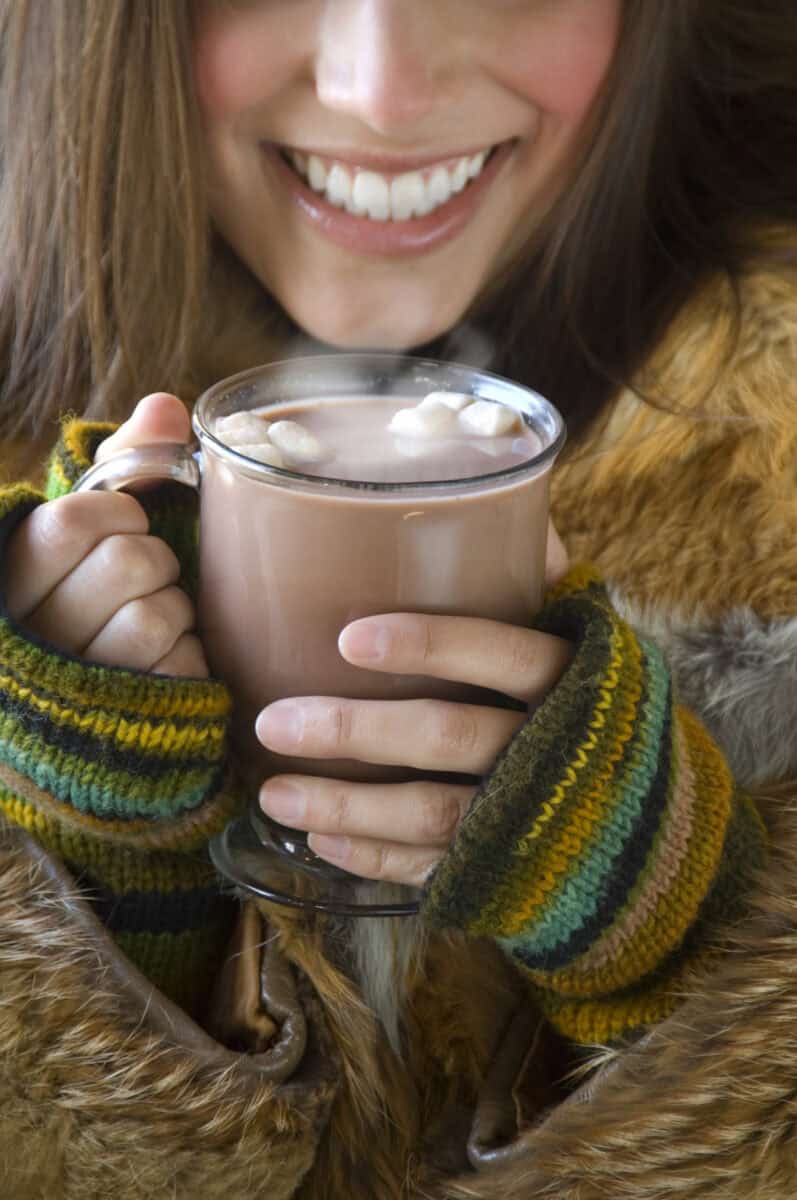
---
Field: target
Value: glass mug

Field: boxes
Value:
[75,355,565,915]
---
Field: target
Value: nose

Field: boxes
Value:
[315,0,451,134]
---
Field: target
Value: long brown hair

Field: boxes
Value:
[0,0,795,443]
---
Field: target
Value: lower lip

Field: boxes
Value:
[264,142,515,258]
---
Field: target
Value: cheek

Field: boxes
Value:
[192,6,301,120]
[500,0,621,123]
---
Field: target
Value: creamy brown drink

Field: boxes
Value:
[198,380,557,782]
[211,392,542,483]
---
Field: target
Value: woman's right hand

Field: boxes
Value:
[5,393,208,678]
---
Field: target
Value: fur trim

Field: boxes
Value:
[0,832,337,1200]
[417,786,797,1200]
[552,259,797,625]
[610,596,797,787]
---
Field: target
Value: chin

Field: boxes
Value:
[280,294,465,356]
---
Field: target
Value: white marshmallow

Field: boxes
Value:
[420,390,473,412]
[268,419,326,464]
[215,411,272,446]
[458,399,519,437]
[235,443,287,468]
[388,397,456,438]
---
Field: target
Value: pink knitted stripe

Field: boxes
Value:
[563,719,698,977]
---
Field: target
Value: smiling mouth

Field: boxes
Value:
[279,145,500,222]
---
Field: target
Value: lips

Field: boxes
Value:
[264,140,515,257]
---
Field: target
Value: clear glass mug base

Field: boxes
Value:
[209,801,420,917]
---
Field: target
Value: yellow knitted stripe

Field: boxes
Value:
[0,482,43,514]
[528,710,732,997]
[61,420,114,472]
[0,668,228,755]
[517,616,627,848]
[0,633,230,720]
[471,616,639,938]
[531,970,685,1045]
[543,562,604,606]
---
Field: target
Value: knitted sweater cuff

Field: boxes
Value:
[422,566,767,1042]
[0,439,237,855]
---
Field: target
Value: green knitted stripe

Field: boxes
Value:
[115,916,236,1018]
[498,639,672,955]
[0,713,221,818]
[528,790,766,1008]
[63,841,221,894]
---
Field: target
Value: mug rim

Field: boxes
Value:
[193,353,566,495]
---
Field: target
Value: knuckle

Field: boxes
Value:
[97,533,179,591]
[420,789,464,844]
[120,595,177,660]
[155,633,208,678]
[326,786,351,834]
[329,701,354,751]
[506,630,537,679]
[373,842,393,881]
[33,494,97,556]
[435,703,479,756]
[402,614,434,665]
[35,493,145,556]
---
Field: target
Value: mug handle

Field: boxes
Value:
[72,443,200,494]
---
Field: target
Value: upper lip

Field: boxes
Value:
[272,141,505,174]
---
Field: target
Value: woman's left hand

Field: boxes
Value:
[256,609,572,887]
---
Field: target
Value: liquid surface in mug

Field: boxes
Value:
[212,391,542,483]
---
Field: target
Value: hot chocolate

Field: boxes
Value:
[199,387,552,781]
[212,391,542,483]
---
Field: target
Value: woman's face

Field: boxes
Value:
[193,0,621,349]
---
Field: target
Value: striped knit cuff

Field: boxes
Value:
[0,479,236,851]
[422,566,767,1042]
[0,458,240,1017]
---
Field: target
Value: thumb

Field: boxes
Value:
[95,393,192,463]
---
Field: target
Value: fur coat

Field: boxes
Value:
[1,250,795,1199]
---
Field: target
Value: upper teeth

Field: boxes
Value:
[287,149,490,221]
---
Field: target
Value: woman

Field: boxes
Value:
[0,2,795,1196]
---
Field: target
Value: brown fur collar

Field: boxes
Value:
[551,255,797,624]
[6,795,797,1199]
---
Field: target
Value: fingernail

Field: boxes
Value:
[308,834,350,863]
[339,620,389,662]
[260,781,306,823]
[256,702,304,750]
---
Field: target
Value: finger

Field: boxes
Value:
[95,393,191,462]
[260,775,475,847]
[4,492,149,620]
[257,696,526,775]
[25,533,180,653]
[151,632,209,679]
[306,832,442,888]
[338,613,572,705]
[83,585,196,671]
